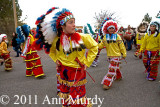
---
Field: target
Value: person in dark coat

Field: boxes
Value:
[12,32,22,57]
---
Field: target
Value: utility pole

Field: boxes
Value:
[12,0,17,31]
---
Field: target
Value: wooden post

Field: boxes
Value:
[12,0,17,31]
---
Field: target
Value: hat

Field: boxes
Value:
[99,17,118,35]
[137,21,149,33]
[34,7,74,53]
[147,18,160,37]
[0,34,7,43]
[83,23,98,40]
[120,26,123,29]
[16,24,31,43]
[0,34,7,39]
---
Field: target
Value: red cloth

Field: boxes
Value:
[143,50,159,79]
[25,48,44,77]
[59,64,89,107]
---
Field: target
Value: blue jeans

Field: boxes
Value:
[126,40,133,50]
[13,45,22,57]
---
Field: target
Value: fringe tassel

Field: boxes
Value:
[56,74,87,87]
[58,92,70,100]
[4,58,11,62]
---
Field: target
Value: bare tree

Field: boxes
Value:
[156,11,160,18]
[94,10,119,30]
[142,13,152,23]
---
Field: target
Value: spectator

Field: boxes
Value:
[124,25,134,51]
[12,32,22,57]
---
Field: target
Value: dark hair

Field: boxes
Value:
[56,23,66,51]
[13,32,17,37]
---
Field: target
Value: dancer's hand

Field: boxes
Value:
[84,64,87,71]
[122,56,126,59]
[56,60,60,70]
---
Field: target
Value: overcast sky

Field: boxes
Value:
[18,0,160,29]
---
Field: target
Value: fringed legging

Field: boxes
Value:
[143,50,159,80]
[134,44,141,57]
[25,52,44,78]
[57,66,61,94]
[94,49,102,62]
[1,53,12,71]
[101,58,122,87]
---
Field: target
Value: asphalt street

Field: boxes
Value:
[0,47,160,107]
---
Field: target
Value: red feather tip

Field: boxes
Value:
[35,20,40,25]
[52,7,56,9]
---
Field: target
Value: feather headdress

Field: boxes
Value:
[137,21,149,34]
[101,20,118,35]
[0,34,7,43]
[84,23,98,40]
[99,17,112,36]
[83,25,89,34]
[99,17,118,43]
[34,7,77,54]
[99,17,118,40]
[147,18,160,37]
[87,23,94,35]
[16,24,30,43]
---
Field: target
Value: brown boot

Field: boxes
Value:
[103,85,110,90]
[116,77,122,81]
[36,75,46,79]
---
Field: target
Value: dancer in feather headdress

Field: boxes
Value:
[0,34,12,71]
[98,17,126,90]
[34,7,98,106]
[134,21,149,58]
[16,24,45,79]
[139,18,160,81]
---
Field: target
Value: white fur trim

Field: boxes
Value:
[0,34,7,43]
[107,71,116,76]
[62,34,70,52]
[72,41,76,48]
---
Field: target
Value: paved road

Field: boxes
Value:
[0,47,160,107]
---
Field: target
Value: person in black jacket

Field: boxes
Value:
[12,32,22,57]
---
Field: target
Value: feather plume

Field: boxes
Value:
[87,23,94,35]
[41,22,56,44]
